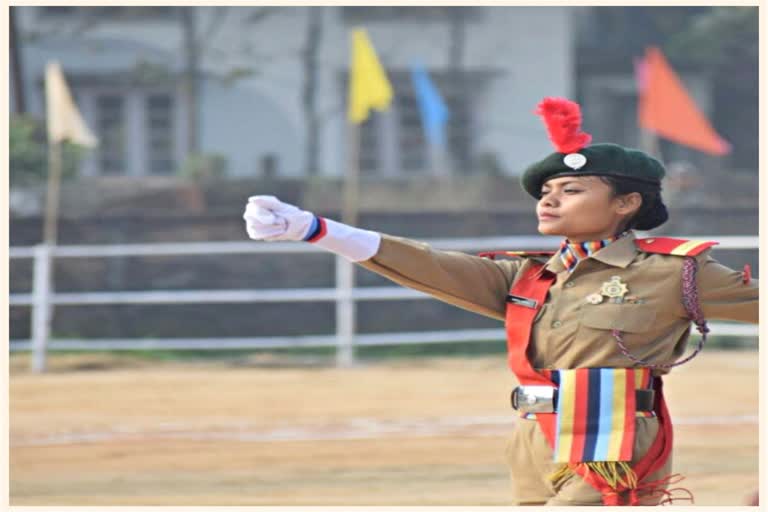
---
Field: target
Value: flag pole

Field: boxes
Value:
[343,123,361,227]
[337,121,361,368]
[43,140,63,246]
[35,61,98,372]
[337,27,392,367]
[410,64,450,178]
[431,143,450,178]
[34,138,63,373]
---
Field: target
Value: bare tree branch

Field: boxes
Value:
[198,7,229,58]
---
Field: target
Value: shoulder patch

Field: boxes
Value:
[634,237,718,257]
[478,250,556,260]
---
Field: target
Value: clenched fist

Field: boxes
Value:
[242,195,381,262]
[243,196,318,242]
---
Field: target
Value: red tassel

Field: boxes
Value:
[535,97,593,153]
[656,487,695,505]
[631,473,695,506]
[602,492,621,506]
[742,264,751,284]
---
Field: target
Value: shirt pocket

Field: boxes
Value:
[579,303,657,333]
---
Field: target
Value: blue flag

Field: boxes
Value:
[410,63,449,147]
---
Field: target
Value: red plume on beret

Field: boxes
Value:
[535,97,592,154]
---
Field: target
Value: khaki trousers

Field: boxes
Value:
[505,416,672,506]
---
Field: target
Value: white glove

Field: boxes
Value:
[243,195,314,241]
[243,195,381,262]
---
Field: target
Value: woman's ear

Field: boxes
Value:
[615,192,643,215]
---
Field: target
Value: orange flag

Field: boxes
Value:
[638,47,730,155]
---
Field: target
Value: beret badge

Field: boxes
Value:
[563,153,587,170]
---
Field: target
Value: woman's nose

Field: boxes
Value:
[539,193,558,207]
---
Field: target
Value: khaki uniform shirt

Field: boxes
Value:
[360,230,758,375]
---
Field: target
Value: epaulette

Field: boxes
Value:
[634,237,718,257]
[478,250,556,260]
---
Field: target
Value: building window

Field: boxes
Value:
[396,92,427,172]
[146,94,176,175]
[74,86,181,177]
[95,95,127,175]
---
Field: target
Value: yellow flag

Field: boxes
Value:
[45,61,98,147]
[347,29,393,124]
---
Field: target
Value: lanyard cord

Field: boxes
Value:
[612,257,708,369]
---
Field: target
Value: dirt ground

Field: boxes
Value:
[9,350,759,506]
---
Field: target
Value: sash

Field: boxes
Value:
[504,261,674,504]
[552,367,651,463]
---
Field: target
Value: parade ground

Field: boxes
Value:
[10,349,758,506]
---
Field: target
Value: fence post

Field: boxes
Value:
[31,244,52,373]
[335,256,355,367]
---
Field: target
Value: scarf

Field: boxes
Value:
[558,231,629,272]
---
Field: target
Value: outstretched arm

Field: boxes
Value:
[359,235,519,321]
[693,251,758,324]
[243,196,520,321]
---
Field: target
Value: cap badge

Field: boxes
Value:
[563,153,587,170]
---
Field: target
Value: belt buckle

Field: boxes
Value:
[511,385,556,413]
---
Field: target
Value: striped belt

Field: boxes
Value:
[512,367,656,462]
[511,385,655,413]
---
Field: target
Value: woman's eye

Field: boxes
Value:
[564,189,581,193]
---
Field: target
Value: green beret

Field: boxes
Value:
[521,143,666,198]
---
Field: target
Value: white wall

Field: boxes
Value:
[15,6,574,178]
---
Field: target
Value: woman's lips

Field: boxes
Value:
[538,214,559,221]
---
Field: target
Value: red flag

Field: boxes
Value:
[638,47,730,156]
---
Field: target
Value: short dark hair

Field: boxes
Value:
[598,175,669,231]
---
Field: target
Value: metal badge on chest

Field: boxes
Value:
[585,275,642,305]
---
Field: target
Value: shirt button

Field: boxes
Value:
[565,282,575,288]
[552,320,562,328]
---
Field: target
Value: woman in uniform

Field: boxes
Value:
[242,98,758,506]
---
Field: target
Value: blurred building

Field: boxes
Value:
[12,7,756,181]
[12,6,576,178]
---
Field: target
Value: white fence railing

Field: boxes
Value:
[9,236,759,372]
